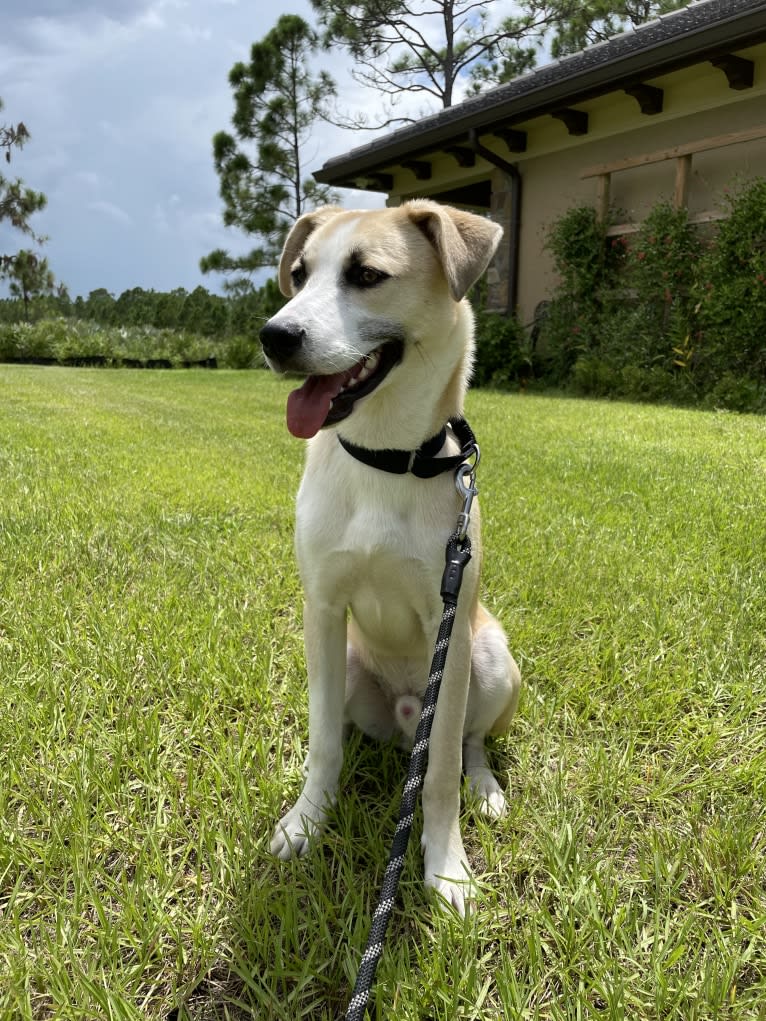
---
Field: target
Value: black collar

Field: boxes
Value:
[338,417,478,478]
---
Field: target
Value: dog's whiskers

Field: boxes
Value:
[323,344,372,374]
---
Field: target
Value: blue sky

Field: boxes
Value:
[1,0,385,299]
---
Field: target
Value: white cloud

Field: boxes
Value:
[87,200,132,226]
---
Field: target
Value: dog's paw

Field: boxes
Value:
[422,836,477,917]
[467,769,507,820]
[426,869,478,916]
[270,799,325,860]
[479,787,507,819]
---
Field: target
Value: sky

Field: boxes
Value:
[0,0,388,299]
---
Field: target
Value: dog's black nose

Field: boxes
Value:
[260,321,305,361]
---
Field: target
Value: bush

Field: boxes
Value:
[473,309,533,387]
[535,298,600,384]
[694,178,766,385]
[537,206,625,381]
[223,334,261,369]
[545,204,624,301]
[539,179,766,411]
[625,204,700,368]
[0,321,56,362]
[0,318,231,369]
[570,354,618,396]
[705,372,766,413]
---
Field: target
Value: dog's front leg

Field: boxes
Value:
[421,610,475,915]
[270,601,347,860]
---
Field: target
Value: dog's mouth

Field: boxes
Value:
[286,340,403,439]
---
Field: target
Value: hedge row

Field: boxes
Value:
[0,318,262,370]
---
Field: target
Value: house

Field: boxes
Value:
[313,0,766,327]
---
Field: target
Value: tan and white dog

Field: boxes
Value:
[260,200,521,914]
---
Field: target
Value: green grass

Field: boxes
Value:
[1,365,765,1020]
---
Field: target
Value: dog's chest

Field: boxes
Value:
[299,498,444,592]
[295,453,456,637]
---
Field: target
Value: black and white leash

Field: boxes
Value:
[343,427,480,1021]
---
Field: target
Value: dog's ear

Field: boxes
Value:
[405,201,503,301]
[278,206,345,296]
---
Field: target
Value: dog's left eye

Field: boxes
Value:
[291,263,307,289]
[347,265,389,289]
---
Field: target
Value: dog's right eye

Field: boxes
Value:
[291,263,307,289]
[346,264,389,289]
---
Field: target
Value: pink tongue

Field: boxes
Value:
[286,371,349,439]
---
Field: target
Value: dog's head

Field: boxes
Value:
[259,201,502,439]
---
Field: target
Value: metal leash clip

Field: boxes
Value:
[454,441,480,543]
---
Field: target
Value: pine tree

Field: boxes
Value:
[1,102,46,242]
[310,0,690,122]
[311,0,543,117]
[546,0,688,58]
[201,15,338,291]
[1,97,59,317]
[6,250,56,321]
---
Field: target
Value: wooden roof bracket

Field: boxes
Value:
[492,128,528,153]
[711,54,755,90]
[401,159,432,180]
[444,145,476,168]
[624,83,664,115]
[551,107,589,135]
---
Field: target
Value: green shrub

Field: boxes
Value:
[473,309,533,387]
[626,203,700,368]
[0,321,55,362]
[571,355,698,405]
[630,204,699,305]
[223,333,261,369]
[535,298,600,383]
[705,372,766,413]
[0,323,20,361]
[0,319,228,368]
[694,178,766,385]
[570,354,618,396]
[540,179,766,411]
[537,206,625,381]
[545,204,624,301]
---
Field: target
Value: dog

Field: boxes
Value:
[259,200,521,914]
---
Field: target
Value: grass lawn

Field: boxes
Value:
[0,365,765,1020]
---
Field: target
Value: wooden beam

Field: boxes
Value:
[551,108,589,136]
[711,54,755,90]
[624,83,664,115]
[605,210,727,237]
[596,174,611,223]
[581,124,766,178]
[401,159,432,180]
[492,128,527,153]
[444,145,476,168]
[674,154,692,209]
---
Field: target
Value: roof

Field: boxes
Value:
[314,0,766,188]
